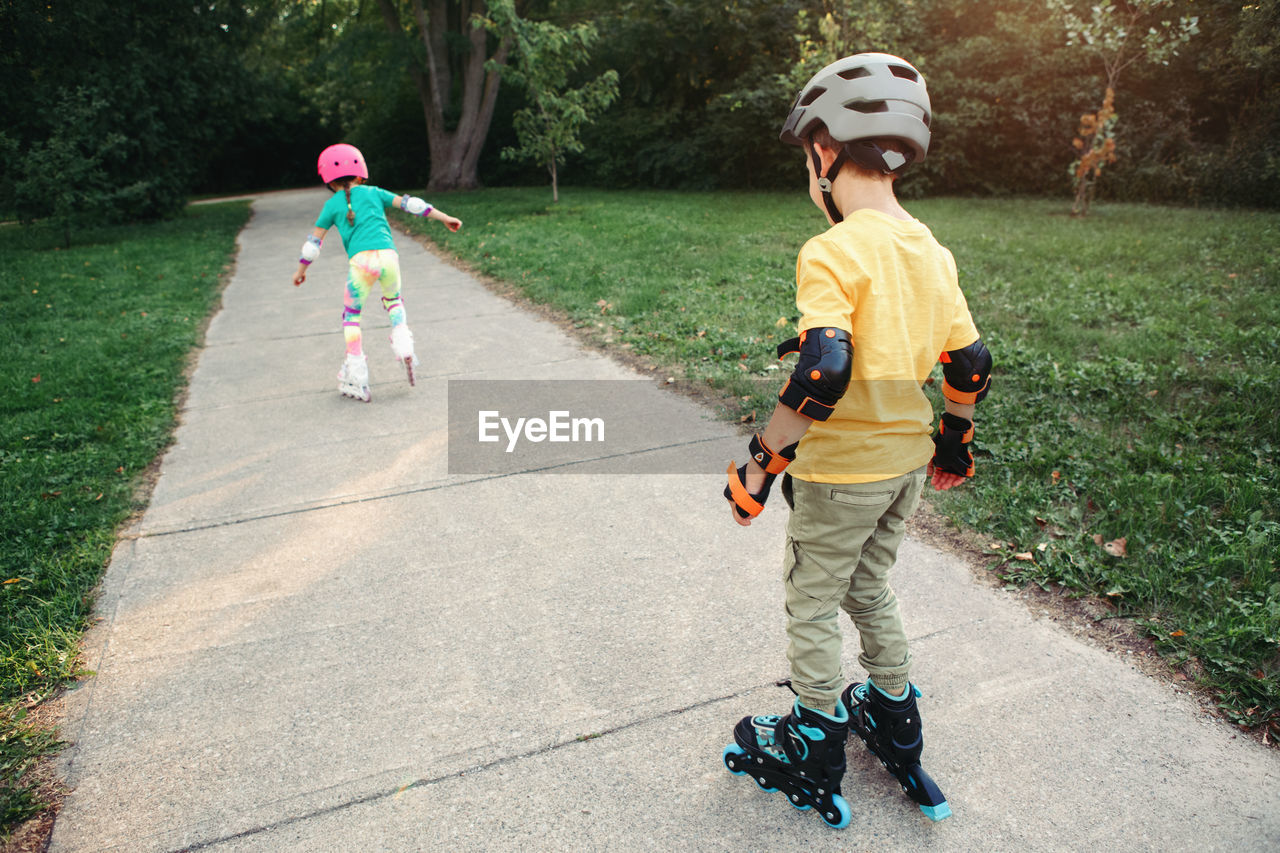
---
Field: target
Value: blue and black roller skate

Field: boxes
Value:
[722,698,852,829]
[842,681,951,821]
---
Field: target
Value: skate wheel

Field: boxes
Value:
[820,794,852,830]
[754,775,779,794]
[405,359,415,387]
[722,744,747,775]
[787,792,811,812]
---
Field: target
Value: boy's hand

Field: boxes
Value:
[927,462,968,491]
[930,411,975,488]
[726,461,771,526]
[724,434,799,525]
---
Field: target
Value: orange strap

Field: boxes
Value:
[942,377,989,405]
[725,463,764,517]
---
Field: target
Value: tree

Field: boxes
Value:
[1047,0,1199,214]
[483,0,619,200]
[0,0,273,225]
[374,0,515,190]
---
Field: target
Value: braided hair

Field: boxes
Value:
[328,176,359,226]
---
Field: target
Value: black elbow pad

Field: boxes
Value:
[940,338,992,405]
[777,327,853,420]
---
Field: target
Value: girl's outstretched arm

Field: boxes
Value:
[427,208,462,232]
[393,194,462,232]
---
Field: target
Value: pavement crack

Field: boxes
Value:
[130,434,731,539]
[176,685,764,851]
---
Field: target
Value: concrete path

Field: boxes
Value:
[50,189,1278,852]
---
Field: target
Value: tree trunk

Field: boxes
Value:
[377,0,510,191]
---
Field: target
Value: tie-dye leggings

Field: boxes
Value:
[342,249,408,357]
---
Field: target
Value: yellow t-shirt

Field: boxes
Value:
[787,209,979,484]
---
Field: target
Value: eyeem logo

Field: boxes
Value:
[478,410,605,453]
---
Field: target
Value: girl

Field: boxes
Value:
[293,143,462,402]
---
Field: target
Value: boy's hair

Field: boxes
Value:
[810,124,906,181]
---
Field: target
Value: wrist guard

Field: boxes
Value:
[399,195,432,217]
[776,328,853,421]
[931,412,975,478]
[940,338,992,405]
[725,434,799,519]
[299,235,322,265]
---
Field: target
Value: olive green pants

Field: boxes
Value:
[781,467,926,710]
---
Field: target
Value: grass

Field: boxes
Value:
[0,203,251,832]
[404,188,1280,734]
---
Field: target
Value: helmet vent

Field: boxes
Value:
[837,67,872,80]
[845,100,889,114]
[800,86,827,107]
[889,65,919,81]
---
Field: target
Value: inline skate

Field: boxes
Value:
[842,681,950,821]
[389,324,418,387]
[338,353,371,402]
[723,698,852,829]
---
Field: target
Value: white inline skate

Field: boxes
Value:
[389,324,419,387]
[337,353,371,402]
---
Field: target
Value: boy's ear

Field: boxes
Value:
[810,139,842,174]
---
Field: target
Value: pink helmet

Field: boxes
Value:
[317,143,368,184]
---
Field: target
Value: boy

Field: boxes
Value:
[721,54,990,827]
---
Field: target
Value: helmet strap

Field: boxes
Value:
[807,140,849,224]
[846,140,912,175]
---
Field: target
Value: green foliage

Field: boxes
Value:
[5,0,1276,206]
[0,202,251,831]
[408,189,1280,732]
[485,0,620,200]
[9,89,142,248]
[0,0,277,221]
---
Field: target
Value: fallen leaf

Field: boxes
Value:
[1169,630,1186,637]
[1146,389,1159,398]
[31,374,41,383]
[1103,537,1128,557]
[1036,542,1048,552]
[115,466,125,474]
[1051,470,1061,484]
[1013,552,1034,562]
[3,579,22,585]
[775,316,788,329]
